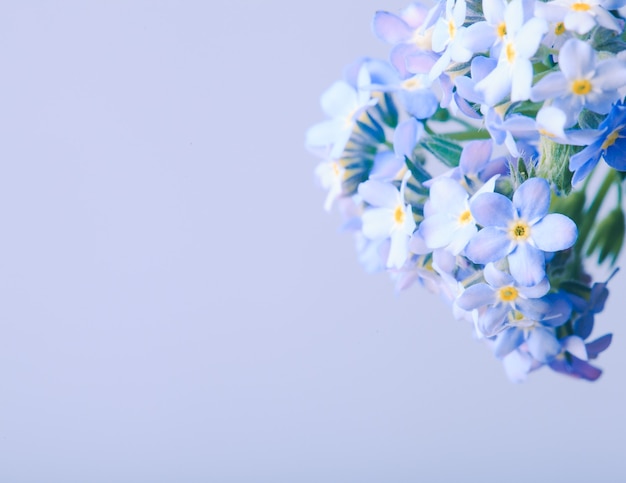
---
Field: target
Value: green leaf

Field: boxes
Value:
[404,155,431,185]
[551,189,586,226]
[375,92,398,128]
[586,207,625,265]
[591,27,626,54]
[356,113,385,144]
[421,135,462,167]
[578,110,604,130]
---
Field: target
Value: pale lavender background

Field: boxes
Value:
[0,1,624,482]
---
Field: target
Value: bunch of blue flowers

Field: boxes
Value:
[306,0,626,382]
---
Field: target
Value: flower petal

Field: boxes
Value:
[470,192,515,227]
[483,262,514,288]
[465,227,513,264]
[532,214,578,252]
[494,328,525,358]
[419,214,460,249]
[513,177,550,223]
[358,180,399,208]
[361,208,395,239]
[372,11,414,43]
[559,38,595,79]
[456,283,496,310]
[527,327,561,363]
[508,242,545,286]
[478,303,509,336]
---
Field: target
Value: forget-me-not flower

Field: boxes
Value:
[531,39,626,126]
[359,173,417,268]
[465,177,578,286]
[569,101,626,184]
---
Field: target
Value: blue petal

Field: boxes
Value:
[465,227,513,264]
[419,214,458,248]
[478,304,509,336]
[400,89,439,119]
[394,118,422,159]
[508,243,545,286]
[590,282,609,313]
[459,140,493,176]
[574,313,594,339]
[540,293,572,327]
[513,177,550,223]
[527,327,561,363]
[516,297,551,320]
[586,334,613,359]
[564,336,588,361]
[571,358,602,381]
[604,138,626,170]
[571,156,600,185]
[369,151,405,181]
[470,192,515,227]
[494,328,525,359]
[532,214,578,252]
[456,283,496,310]
[483,262,514,288]
[372,11,414,43]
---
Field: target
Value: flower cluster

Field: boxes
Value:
[306,0,626,382]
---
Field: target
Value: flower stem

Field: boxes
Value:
[442,130,492,141]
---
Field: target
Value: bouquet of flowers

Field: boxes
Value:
[306,0,626,382]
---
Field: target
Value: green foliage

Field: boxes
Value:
[421,134,463,167]
[551,189,586,226]
[586,207,625,266]
[536,137,582,195]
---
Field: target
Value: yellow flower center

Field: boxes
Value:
[571,79,592,95]
[538,128,556,138]
[458,209,473,225]
[499,286,519,302]
[402,77,422,91]
[448,19,456,39]
[511,311,525,321]
[571,1,591,11]
[601,128,622,150]
[497,22,507,38]
[505,41,516,64]
[394,205,406,224]
[509,221,530,241]
[554,22,566,35]
[411,28,433,50]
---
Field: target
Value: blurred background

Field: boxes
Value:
[0,1,623,481]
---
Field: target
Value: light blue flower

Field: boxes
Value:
[465,177,578,286]
[359,174,417,268]
[456,263,551,336]
[306,65,378,158]
[474,0,548,105]
[370,118,424,181]
[372,2,437,78]
[493,292,572,362]
[530,39,626,126]
[538,0,625,35]
[419,175,497,255]
[569,100,626,184]
[549,334,612,380]
[443,139,509,191]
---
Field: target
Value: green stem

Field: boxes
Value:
[442,130,492,141]
[575,169,617,257]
